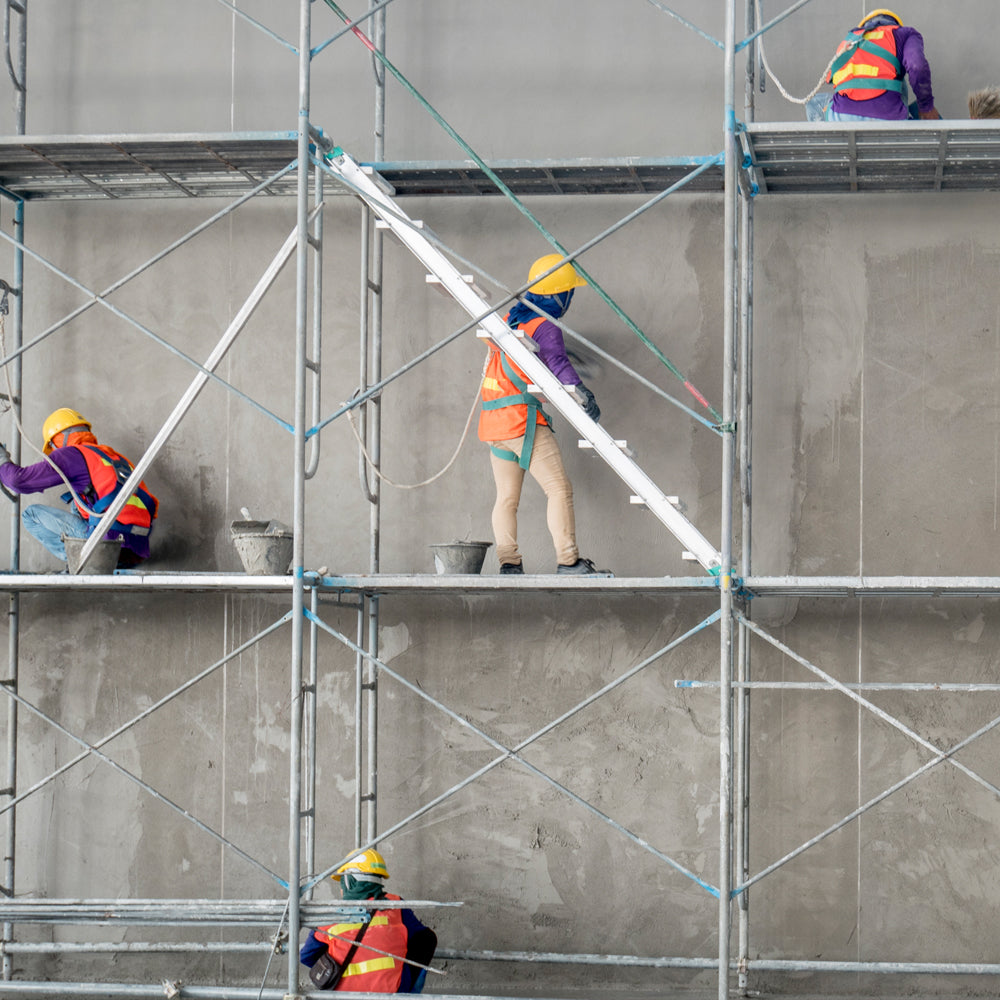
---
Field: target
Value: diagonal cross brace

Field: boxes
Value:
[324,149,722,574]
[69,209,319,573]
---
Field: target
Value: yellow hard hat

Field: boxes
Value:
[857,9,901,29]
[42,407,91,454]
[527,254,587,296]
[332,848,389,882]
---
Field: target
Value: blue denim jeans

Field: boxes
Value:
[21,504,90,560]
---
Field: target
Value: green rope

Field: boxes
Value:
[320,0,722,425]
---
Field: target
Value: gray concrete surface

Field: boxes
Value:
[2,2,1000,997]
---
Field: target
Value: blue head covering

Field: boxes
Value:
[506,289,574,329]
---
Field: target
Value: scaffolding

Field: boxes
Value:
[1,3,1000,999]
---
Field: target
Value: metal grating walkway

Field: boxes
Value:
[0,125,999,201]
[741,120,1000,194]
[0,132,301,200]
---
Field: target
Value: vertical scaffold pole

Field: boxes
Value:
[736,0,756,992]
[1,196,23,985]
[365,0,388,848]
[2,8,26,974]
[719,0,738,997]
[288,0,312,991]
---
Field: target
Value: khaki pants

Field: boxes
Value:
[488,423,578,568]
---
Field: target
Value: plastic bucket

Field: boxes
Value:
[430,541,492,575]
[63,535,123,575]
[231,520,294,576]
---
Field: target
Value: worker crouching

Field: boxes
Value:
[0,407,159,570]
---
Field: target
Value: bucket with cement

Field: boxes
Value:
[231,520,293,575]
[63,535,123,575]
[430,540,492,575]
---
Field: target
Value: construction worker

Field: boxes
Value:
[0,407,159,569]
[479,253,608,575]
[300,848,437,993]
[821,10,940,122]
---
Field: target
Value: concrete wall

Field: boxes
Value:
[3,2,1000,996]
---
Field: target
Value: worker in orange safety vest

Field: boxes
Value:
[821,9,940,121]
[0,407,159,569]
[478,253,610,576]
[300,848,437,993]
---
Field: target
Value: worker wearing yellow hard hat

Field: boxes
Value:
[817,8,940,122]
[300,848,438,993]
[0,407,160,570]
[477,253,611,576]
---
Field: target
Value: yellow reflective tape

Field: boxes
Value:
[344,956,397,977]
[327,922,364,935]
[483,377,502,392]
[832,63,883,86]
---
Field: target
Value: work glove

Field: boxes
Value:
[577,384,600,423]
[0,441,9,465]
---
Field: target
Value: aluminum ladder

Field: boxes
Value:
[324,148,723,575]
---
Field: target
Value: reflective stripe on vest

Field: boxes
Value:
[830,26,905,101]
[317,896,408,993]
[478,315,551,470]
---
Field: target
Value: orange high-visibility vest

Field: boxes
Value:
[478,315,551,469]
[830,25,905,102]
[71,443,158,534]
[315,894,409,992]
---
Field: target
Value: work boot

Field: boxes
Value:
[499,562,524,575]
[556,557,612,576]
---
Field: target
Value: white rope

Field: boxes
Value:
[754,0,842,105]
[346,381,482,490]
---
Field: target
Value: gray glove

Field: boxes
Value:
[0,441,9,465]
[578,384,600,423]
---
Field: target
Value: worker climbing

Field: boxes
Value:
[478,254,610,576]
[0,407,159,569]
[807,9,940,122]
[300,848,437,993]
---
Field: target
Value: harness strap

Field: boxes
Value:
[80,445,158,519]
[830,30,904,93]
[482,349,550,470]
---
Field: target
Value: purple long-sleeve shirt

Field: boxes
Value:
[0,446,92,495]
[830,25,935,120]
[530,319,582,386]
[0,446,152,559]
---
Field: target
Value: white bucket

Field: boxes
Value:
[430,540,492,575]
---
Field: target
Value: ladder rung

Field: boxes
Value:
[579,439,629,450]
[375,218,424,229]
[630,495,680,505]
[426,272,471,285]
[361,167,396,195]
[477,328,538,352]
[681,551,698,561]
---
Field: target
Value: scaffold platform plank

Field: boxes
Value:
[0,571,719,596]
[0,132,302,200]
[741,120,1000,194]
[0,126,998,201]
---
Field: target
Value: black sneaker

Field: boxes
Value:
[499,562,524,575]
[556,557,612,576]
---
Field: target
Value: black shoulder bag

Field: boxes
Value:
[309,914,374,991]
